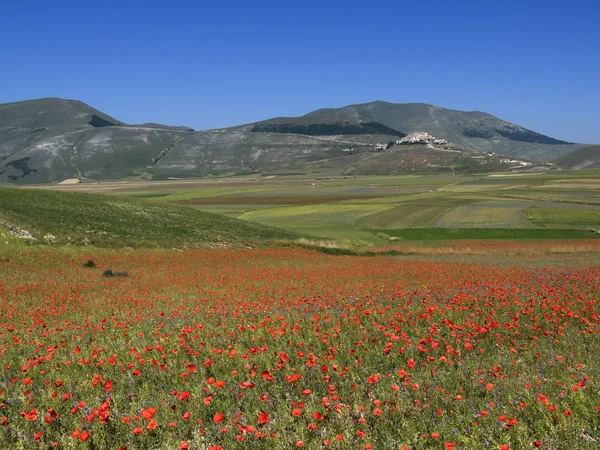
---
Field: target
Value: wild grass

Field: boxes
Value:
[0,187,301,248]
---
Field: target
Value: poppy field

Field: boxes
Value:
[1,247,599,449]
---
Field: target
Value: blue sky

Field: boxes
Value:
[1,0,599,142]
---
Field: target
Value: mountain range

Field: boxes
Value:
[0,98,593,183]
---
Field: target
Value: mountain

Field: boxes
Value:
[295,101,580,160]
[554,145,600,169]
[0,97,121,130]
[0,98,588,184]
[135,123,195,131]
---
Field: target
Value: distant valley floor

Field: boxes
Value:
[21,170,600,247]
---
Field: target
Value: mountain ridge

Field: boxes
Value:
[299,101,573,146]
[0,98,590,184]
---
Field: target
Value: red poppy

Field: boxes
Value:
[21,409,38,421]
[141,408,157,420]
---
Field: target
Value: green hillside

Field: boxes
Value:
[0,187,300,248]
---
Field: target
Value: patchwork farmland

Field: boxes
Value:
[32,170,600,246]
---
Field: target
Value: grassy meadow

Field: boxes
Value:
[2,170,600,449]
[0,187,300,248]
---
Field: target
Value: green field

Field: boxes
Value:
[0,187,300,248]
[11,169,600,245]
[356,197,480,229]
[432,205,535,228]
[527,207,600,229]
[356,204,449,229]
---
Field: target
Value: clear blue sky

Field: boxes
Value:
[2,0,599,143]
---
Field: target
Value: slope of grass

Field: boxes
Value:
[0,187,301,248]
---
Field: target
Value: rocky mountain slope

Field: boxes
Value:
[0,98,587,183]
[296,101,581,160]
[554,145,600,169]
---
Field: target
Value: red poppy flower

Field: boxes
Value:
[141,408,157,420]
[21,408,38,421]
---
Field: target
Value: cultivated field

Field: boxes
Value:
[527,208,600,229]
[431,205,535,229]
[28,170,600,246]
